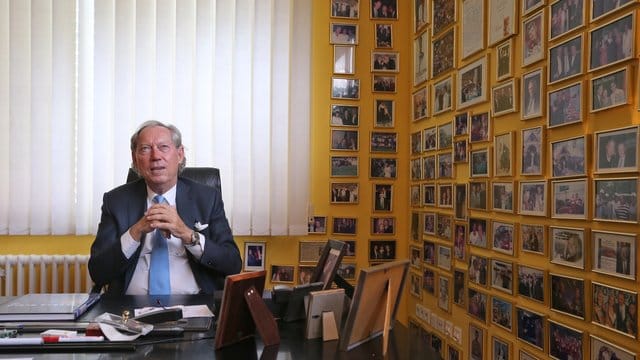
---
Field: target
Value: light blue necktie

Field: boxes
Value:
[149,195,170,295]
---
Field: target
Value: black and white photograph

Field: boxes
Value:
[469,254,488,286]
[492,79,517,116]
[523,10,545,67]
[494,132,513,177]
[492,336,511,360]
[436,213,453,240]
[549,0,585,40]
[334,45,355,75]
[370,131,397,153]
[423,155,436,180]
[591,66,629,112]
[423,126,437,151]
[496,40,512,81]
[550,226,585,269]
[548,81,582,128]
[595,125,638,173]
[332,217,357,235]
[591,0,634,21]
[371,51,399,72]
[454,269,466,307]
[372,75,397,93]
[519,180,547,216]
[469,112,490,142]
[438,122,453,149]
[589,13,634,71]
[492,296,513,331]
[522,68,543,119]
[492,221,515,255]
[308,216,327,234]
[551,136,586,178]
[374,23,392,48]
[431,29,455,79]
[374,99,394,127]
[517,308,545,350]
[550,273,585,319]
[368,240,396,261]
[433,76,453,115]
[331,156,358,177]
[412,87,428,121]
[330,183,359,204]
[371,216,395,235]
[549,34,583,84]
[454,140,468,163]
[592,282,638,338]
[458,56,487,109]
[455,183,468,220]
[438,183,454,208]
[470,148,490,178]
[438,153,454,179]
[468,287,488,322]
[331,104,359,127]
[373,184,393,212]
[548,321,583,360]
[468,218,488,248]
[244,242,265,271]
[592,230,636,280]
[371,0,398,19]
[521,224,545,255]
[590,335,636,360]
[521,126,543,175]
[594,177,638,222]
[492,181,514,213]
[469,181,488,210]
[491,259,513,294]
[370,157,397,179]
[551,179,588,219]
[518,265,545,302]
[331,129,359,151]
[331,0,359,19]
[330,23,359,45]
[469,324,485,360]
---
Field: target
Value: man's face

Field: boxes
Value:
[132,126,184,193]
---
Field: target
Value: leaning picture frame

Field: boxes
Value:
[519,180,547,216]
[590,66,630,112]
[550,226,586,269]
[547,81,583,128]
[460,0,485,60]
[488,0,516,46]
[595,125,639,173]
[592,230,636,280]
[593,177,639,223]
[491,79,518,117]
[522,9,545,67]
[551,178,588,220]
[458,56,488,109]
[521,126,544,175]
[550,135,587,178]
[589,13,635,72]
[494,132,513,177]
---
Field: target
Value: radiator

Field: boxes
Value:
[0,255,92,296]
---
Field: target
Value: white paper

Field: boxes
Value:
[134,305,214,319]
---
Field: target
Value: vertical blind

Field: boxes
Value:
[0,0,311,236]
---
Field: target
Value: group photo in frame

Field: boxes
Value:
[374,99,394,127]
[370,131,397,153]
[591,0,635,21]
[521,126,544,175]
[331,155,358,177]
[519,180,547,216]
[496,39,512,81]
[412,87,428,121]
[413,30,428,86]
[469,181,488,210]
[470,148,490,178]
[331,104,359,127]
[548,321,584,360]
[333,45,355,75]
[368,239,396,261]
[438,153,454,179]
[330,182,359,204]
[460,0,485,60]
[595,125,639,173]
[331,129,359,151]
[590,335,636,360]
[469,112,490,142]
[423,126,437,151]
[550,274,586,319]
[370,157,397,179]
[492,181,514,213]
[331,77,360,99]
[492,221,515,255]
[371,51,399,72]
[330,23,358,45]
[548,81,583,128]
[516,308,545,350]
[467,287,488,322]
[370,0,398,19]
[308,216,327,234]
[431,29,456,79]
[549,34,583,84]
[494,132,513,177]
[243,242,266,272]
[373,183,393,212]
[454,139,468,163]
[521,223,545,255]
[371,216,395,235]
[589,13,635,71]
[518,265,545,302]
[522,10,545,67]
[458,56,487,109]
[332,216,357,235]
[271,264,295,283]
[469,254,488,286]
[468,218,488,248]
[550,226,585,269]
[492,79,517,116]
[551,178,588,220]
[488,0,516,46]
[455,184,468,220]
[522,68,543,119]
[549,0,585,41]
[592,282,638,338]
[491,259,513,294]
[491,296,513,331]
[432,76,453,115]
[594,177,638,223]
[551,135,587,178]
[438,183,454,208]
[592,230,636,280]
[374,23,392,48]
[372,74,397,93]
[423,155,436,180]
[591,66,629,112]
[331,0,359,19]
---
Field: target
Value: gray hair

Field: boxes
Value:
[130,120,186,173]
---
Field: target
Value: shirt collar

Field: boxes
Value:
[146,183,178,206]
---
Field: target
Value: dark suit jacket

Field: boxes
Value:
[89,177,242,295]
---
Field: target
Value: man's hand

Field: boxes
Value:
[130,204,192,244]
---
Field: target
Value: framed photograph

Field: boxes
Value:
[373,184,393,212]
[517,308,545,350]
[409,271,422,299]
[410,212,420,241]
[298,265,315,285]
[550,226,585,269]
[371,51,399,72]
[332,217,357,235]
[521,126,544,175]
[492,221,515,255]
[330,182,359,204]
[243,242,265,272]
[488,0,516,46]
[447,345,461,360]
[548,34,583,84]
[423,126,437,151]
[453,270,466,307]
[431,334,444,357]
[592,282,638,338]
[330,23,358,45]
[550,273,585,319]
[492,181,514,213]
[492,296,513,331]
[454,113,469,136]
[461,0,485,59]
[438,153,454,179]
[410,131,422,154]
[368,239,396,261]
[414,0,427,31]
[492,79,517,116]
[492,336,511,360]
[519,180,547,216]
[410,185,420,207]
[521,224,545,255]
[307,216,327,234]
[437,245,452,271]
[594,177,639,222]
[413,30,429,86]
[331,156,358,177]
[423,155,436,180]
[432,0,455,36]
[491,259,513,294]
[468,287,488,322]
[454,140,468,163]
[551,135,586,178]
[423,240,436,265]
[331,129,358,151]
[433,76,453,115]
[589,13,634,71]
[520,350,541,360]
[422,184,436,207]
[591,66,629,112]
[410,158,421,181]
[438,122,453,149]
[372,75,396,93]
[270,264,294,283]
[549,0,585,41]
[469,324,485,360]
[410,245,421,269]
[552,178,588,219]
[523,0,544,16]
[496,39,513,81]
[469,218,488,248]
[458,56,488,109]
[522,68,543,119]
[337,263,356,281]
[494,132,513,176]
[547,81,583,128]
[333,45,355,75]
[371,0,398,19]
[593,230,636,280]
[370,158,396,179]
[438,183,454,208]
[374,23,392,48]
[370,131,397,153]
[299,241,326,263]
[331,0,359,19]
[469,112,490,142]
[591,0,635,21]
[374,99,394,127]
[423,268,436,294]
[518,265,545,302]
[454,223,467,260]
[431,29,455,79]
[590,335,636,360]
[470,148,490,178]
[331,104,359,127]
[469,254,488,286]
[455,183,468,220]
[331,77,360,99]
[469,181,488,210]
[595,126,638,173]
[344,240,356,257]
[548,321,583,360]
[436,213,453,240]
[412,87,428,121]
[523,10,545,67]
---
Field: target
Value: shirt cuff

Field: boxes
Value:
[185,233,205,259]
[121,230,141,259]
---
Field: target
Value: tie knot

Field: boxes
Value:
[153,195,167,205]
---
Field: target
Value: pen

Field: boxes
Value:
[42,335,105,343]
[0,337,44,345]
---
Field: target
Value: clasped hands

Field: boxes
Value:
[130,203,192,245]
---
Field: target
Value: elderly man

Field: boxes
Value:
[89,120,241,295]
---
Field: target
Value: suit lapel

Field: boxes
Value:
[176,178,196,231]
[128,180,148,235]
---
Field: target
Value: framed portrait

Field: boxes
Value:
[410,158,421,181]
[432,0,455,36]
[453,269,466,307]
[548,321,583,360]
[454,140,468,163]
[461,0,485,59]
[469,218,488,248]
[436,213,453,241]
[522,10,545,67]
[331,156,358,177]
[330,183,359,204]
[591,66,629,112]
[521,224,545,255]
[344,240,356,257]
[468,287,488,322]
[368,239,396,261]
[331,0,359,19]
[409,272,422,299]
[370,131,397,153]
[371,51,399,72]
[469,112,490,142]
[307,216,327,234]
[492,181,514,213]
[413,30,429,86]
[494,132,513,176]
[595,125,639,174]
[438,121,453,149]
[423,213,435,237]
[492,336,511,360]
[298,265,316,285]
[333,45,355,75]
[370,157,396,179]
[458,56,488,109]
[243,242,265,272]
[550,226,585,269]
[518,265,545,302]
[371,0,398,19]
[550,274,585,319]
[372,75,396,93]
[592,282,638,338]
[469,254,488,286]
[488,0,516,46]
[374,23,392,48]
[491,296,513,331]
[523,0,544,16]
[455,184,468,220]
[548,34,583,84]
[431,29,455,79]
[469,181,488,210]
[591,0,635,21]
[412,87,428,121]
[332,217,357,235]
[411,131,422,154]
[437,245,452,271]
[374,99,394,127]
[551,135,587,178]
[414,0,427,31]
[438,183,454,208]
[410,245,421,269]
[331,104,359,127]
[589,13,635,71]
[423,126,437,151]
[299,241,325,263]
[439,154,454,180]
[492,79,517,116]
[410,212,420,241]
[422,184,436,207]
[331,77,360,99]
[373,184,393,212]
[469,324,485,360]
[590,335,636,360]
[410,185,421,207]
[593,177,639,223]
[517,308,545,350]
[549,0,585,41]
[331,129,358,151]
[330,23,358,45]
[432,76,454,115]
[521,126,544,175]
[593,230,636,280]
[423,268,436,294]
[337,263,356,281]
[551,179,588,219]
[423,240,436,265]
[519,180,547,216]
[470,148,490,178]
[270,264,294,283]
[492,221,515,255]
[547,81,583,128]
[423,155,436,180]
[496,39,512,81]
[454,223,467,260]
[454,112,469,136]
[522,68,544,119]
[491,259,513,294]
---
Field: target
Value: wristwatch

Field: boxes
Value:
[185,231,201,247]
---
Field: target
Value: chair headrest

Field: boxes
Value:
[126,167,222,194]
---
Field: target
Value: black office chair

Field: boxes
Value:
[126,167,222,194]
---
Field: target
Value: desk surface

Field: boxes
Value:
[0,295,440,360]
